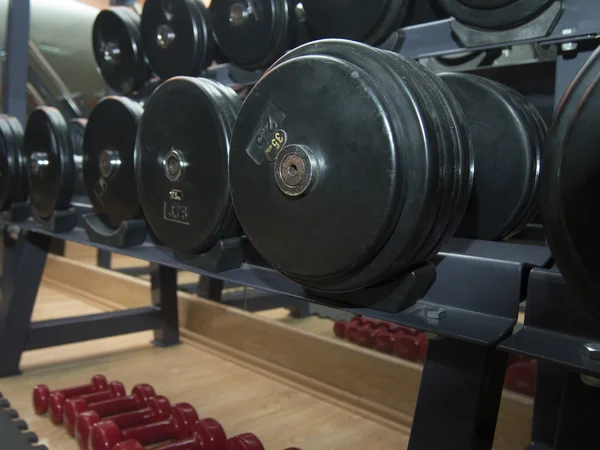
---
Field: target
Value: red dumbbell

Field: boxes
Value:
[75,396,172,450]
[333,316,364,339]
[113,418,264,450]
[89,403,198,450]
[394,332,428,362]
[64,384,156,436]
[345,319,377,344]
[32,375,108,415]
[374,326,403,354]
[333,321,347,338]
[356,322,401,348]
[49,381,125,426]
[505,359,537,397]
[507,353,530,366]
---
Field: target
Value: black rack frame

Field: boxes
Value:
[2,1,600,449]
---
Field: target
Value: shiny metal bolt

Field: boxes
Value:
[580,342,600,360]
[229,2,252,26]
[163,149,186,182]
[425,307,447,320]
[101,41,121,65]
[156,24,176,49]
[274,144,318,197]
[30,152,49,176]
[98,149,121,178]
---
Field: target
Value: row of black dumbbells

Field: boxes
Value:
[0,37,550,296]
[94,0,557,94]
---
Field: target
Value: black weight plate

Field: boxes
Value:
[302,0,406,44]
[136,77,240,253]
[23,108,74,219]
[69,118,87,197]
[0,116,26,210]
[230,40,447,292]
[83,97,143,229]
[458,0,516,9]
[93,7,150,94]
[209,0,293,70]
[365,0,410,46]
[490,80,545,238]
[440,73,537,240]
[379,53,453,264]
[404,0,448,26]
[388,54,472,261]
[541,46,600,321]
[141,0,214,79]
[437,0,554,29]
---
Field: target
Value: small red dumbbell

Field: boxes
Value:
[89,403,198,450]
[356,322,402,349]
[374,326,402,354]
[333,316,364,339]
[345,319,377,344]
[394,332,428,362]
[64,384,156,436]
[113,418,264,450]
[49,381,125,426]
[75,396,172,450]
[507,353,529,366]
[333,321,347,339]
[505,359,537,397]
[32,375,108,415]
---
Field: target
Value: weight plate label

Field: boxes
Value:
[163,189,190,225]
[245,101,286,165]
[265,129,287,161]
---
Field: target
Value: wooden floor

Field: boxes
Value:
[0,281,408,450]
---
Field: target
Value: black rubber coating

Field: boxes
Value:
[141,0,214,79]
[302,0,410,44]
[23,107,75,219]
[229,39,472,293]
[440,72,542,240]
[437,0,555,29]
[0,115,27,211]
[541,44,600,322]
[210,0,297,70]
[136,77,241,253]
[83,96,144,229]
[93,7,151,94]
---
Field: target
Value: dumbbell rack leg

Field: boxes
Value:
[96,249,112,269]
[525,362,567,450]
[0,231,181,377]
[150,262,180,346]
[0,230,51,377]
[408,338,508,450]
[526,365,600,450]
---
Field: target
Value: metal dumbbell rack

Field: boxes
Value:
[1,1,600,449]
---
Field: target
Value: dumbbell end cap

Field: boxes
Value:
[172,403,199,438]
[112,440,144,450]
[91,375,108,391]
[75,410,101,447]
[355,328,374,347]
[90,420,121,450]
[64,397,88,434]
[48,392,67,424]
[227,433,265,450]
[131,383,156,402]
[109,381,127,397]
[148,395,172,419]
[32,384,50,414]
[192,418,227,448]
[333,321,347,338]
